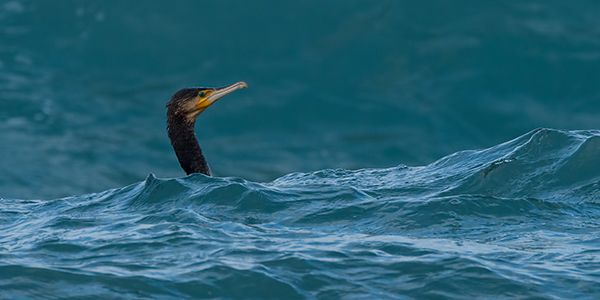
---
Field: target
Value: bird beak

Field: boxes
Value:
[203,81,248,107]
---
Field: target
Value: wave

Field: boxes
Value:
[4,128,598,223]
[1,128,599,299]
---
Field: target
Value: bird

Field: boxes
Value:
[166,81,247,175]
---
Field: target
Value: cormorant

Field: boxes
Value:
[167,81,247,175]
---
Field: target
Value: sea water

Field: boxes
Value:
[1,1,599,299]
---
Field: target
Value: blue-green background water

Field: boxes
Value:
[1,1,599,299]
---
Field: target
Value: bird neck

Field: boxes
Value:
[167,115,211,176]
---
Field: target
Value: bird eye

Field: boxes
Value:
[198,91,206,98]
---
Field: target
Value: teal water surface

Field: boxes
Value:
[1,1,600,299]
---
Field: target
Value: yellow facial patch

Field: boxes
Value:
[195,90,215,110]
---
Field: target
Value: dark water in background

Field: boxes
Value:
[1,1,599,299]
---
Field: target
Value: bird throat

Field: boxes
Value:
[167,115,211,176]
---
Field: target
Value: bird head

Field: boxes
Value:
[167,81,248,122]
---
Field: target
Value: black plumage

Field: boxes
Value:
[166,82,247,175]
